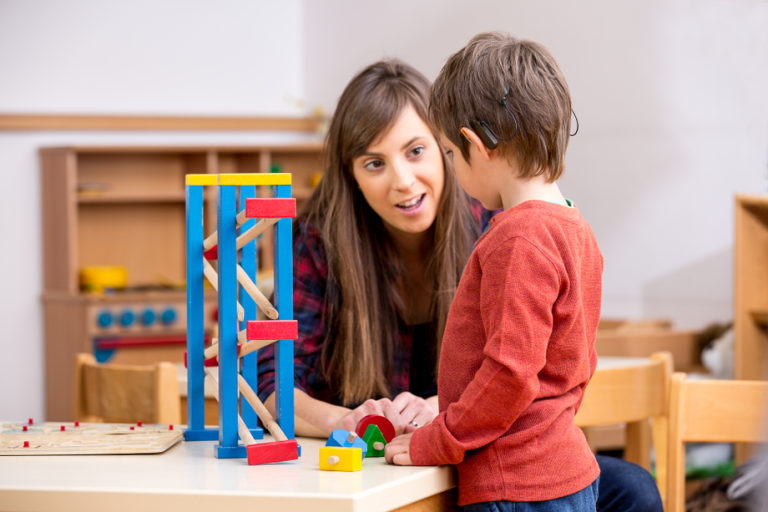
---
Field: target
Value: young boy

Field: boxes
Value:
[384,32,602,510]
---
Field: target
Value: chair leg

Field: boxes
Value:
[667,373,687,512]
[652,415,668,506]
[626,419,652,471]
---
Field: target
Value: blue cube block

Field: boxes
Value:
[326,429,368,459]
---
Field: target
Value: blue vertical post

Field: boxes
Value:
[184,177,217,441]
[215,181,245,458]
[238,185,263,438]
[273,183,295,439]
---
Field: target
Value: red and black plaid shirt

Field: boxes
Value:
[257,200,494,407]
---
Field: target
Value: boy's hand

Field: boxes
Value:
[384,432,414,466]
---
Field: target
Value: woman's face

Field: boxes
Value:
[352,104,445,237]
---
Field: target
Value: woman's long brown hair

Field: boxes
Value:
[301,60,478,406]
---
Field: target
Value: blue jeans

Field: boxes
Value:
[595,455,663,512]
[463,477,599,512]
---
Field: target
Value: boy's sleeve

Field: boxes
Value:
[410,237,562,466]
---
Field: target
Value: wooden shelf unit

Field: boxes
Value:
[40,144,323,421]
[735,194,768,381]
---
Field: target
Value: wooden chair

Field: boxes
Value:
[575,351,673,505]
[73,353,181,425]
[667,373,768,512]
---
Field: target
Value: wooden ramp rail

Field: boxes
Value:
[204,368,298,465]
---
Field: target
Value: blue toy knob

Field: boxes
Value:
[161,308,176,325]
[120,310,135,327]
[97,311,113,328]
[141,309,156,326]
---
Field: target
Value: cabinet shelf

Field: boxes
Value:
[41,143,322,424]
[77,192,186,203]
[735,194,768,381]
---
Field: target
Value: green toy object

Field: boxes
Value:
[362,424,387,458]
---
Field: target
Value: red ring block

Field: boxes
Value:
[355,414,396,443]
[246,439,299,465]
[247,320,298,341]
[245,198,296,219]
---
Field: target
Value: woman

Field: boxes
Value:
[258,59,661,512]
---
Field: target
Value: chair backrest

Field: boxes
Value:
[576,352,672,427]
[575,352,673,506]
[73,353,181,425]
[667,373,768,512]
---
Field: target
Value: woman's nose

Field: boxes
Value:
[390,161,416,191]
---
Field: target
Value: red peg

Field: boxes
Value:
[22,426,27,432]
[169,425,174,430]
[130,426,135,430]
[28,418,33,425]
[137,421,142,427]
[23,441,29,448]
[74,421,80,427]
[60,425,66,431]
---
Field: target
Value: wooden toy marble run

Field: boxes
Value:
[184,174,299,464]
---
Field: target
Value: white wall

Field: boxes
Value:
[0,0,308,420]
[0,0,304,115]
[304,0,768,329]
[2,0,767,420]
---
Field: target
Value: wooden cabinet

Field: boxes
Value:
[734,194,768,380]
[40,144,323,420]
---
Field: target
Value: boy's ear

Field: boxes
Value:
[461,127,493,162]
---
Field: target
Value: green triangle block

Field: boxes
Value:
[362,424,387,458]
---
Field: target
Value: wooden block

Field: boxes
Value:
[184,351,223,368]
[319,447,362,472]
[185,175,217,186]
[247,320,298,341]
[355,414,396,443]
[245,198,296,219]
[362,424,387,458]
[203,246,218,260]
[219,173,292,186]
[326,429,367,459]
[246,439,299,465]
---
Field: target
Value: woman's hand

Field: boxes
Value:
[392,392,438,434]
[384,432,414,466]
[334,398,408,435]
[334,392,438,435]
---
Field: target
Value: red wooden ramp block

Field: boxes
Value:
[245,198,296,219]
[203,245,218,260]
[247,440,299,465]
[247,320,298,341]
[184,350,232,368]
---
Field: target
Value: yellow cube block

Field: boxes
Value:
[319,447,362,472]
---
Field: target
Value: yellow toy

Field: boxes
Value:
[319,446,362,472]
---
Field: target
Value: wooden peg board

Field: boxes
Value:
[0,422,183,456]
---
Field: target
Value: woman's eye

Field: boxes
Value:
[365,159,384,171]
[410,146,424,157]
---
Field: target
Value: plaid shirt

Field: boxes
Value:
[257,200,495,407]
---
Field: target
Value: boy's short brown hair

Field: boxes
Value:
[430,32,572,182]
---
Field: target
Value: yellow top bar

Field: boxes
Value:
[219,173,292,186]
[186,175,217,186]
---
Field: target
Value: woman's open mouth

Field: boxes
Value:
[394,194,426,213]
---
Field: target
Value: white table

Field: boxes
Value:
[0,436,455,512]
[1,357,653,512]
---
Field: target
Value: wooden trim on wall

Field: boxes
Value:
[0,114,320,132]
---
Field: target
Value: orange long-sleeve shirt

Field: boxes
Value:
[410,200,603,505]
